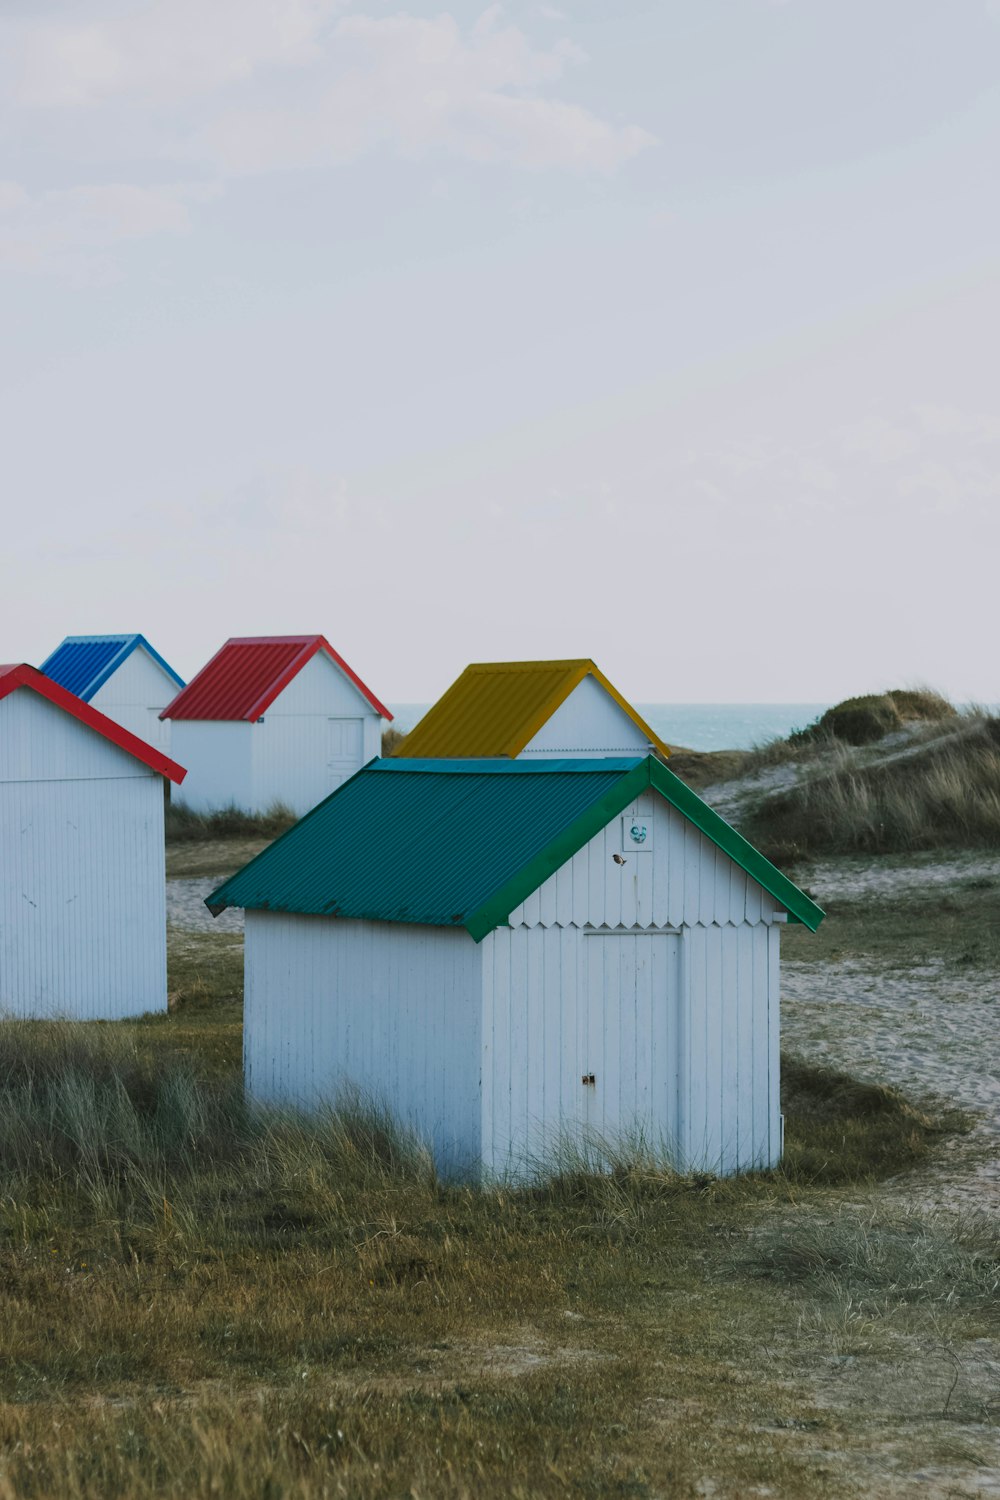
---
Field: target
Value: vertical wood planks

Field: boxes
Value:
[767,923,782,1167]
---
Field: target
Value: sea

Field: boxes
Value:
[389,703,831,754]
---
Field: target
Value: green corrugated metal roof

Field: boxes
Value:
[207,757,825,940]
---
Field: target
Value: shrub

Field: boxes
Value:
[791,687,957,750]
[887,687,956,723]
[813,694,903,746]
[381,726,405,756]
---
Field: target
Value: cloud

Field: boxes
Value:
[196,11,653,174]
[0,180,206,273]
[6,0,345,106]
[3,4,652,176]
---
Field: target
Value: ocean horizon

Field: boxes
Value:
[388,703,831,753]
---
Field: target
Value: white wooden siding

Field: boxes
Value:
[0,690,167,1020]
[682,923,779,1173]
[244,913,483,1176]
[169,721,254,813]
[480,925,682,1177]
[266,652,376,718]
[520,674,653,757]
[89,647,177,755]
[254,653,382,813]
[507,793,780,932]
[175,654,382,816]
[1,689,150,782]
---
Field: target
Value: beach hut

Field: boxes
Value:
[161,635,391,817]
[395,659,671,760]
[207,756,824,1180]
[40,634,184,755]
[0,663,185,1019]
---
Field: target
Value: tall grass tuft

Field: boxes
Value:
[751,1209,1000,1313]
[0,1022,431,1225]
[747,716,1000,859]
[381,725,405,756]
[165,801,296,844]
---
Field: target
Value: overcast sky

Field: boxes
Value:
[2,1,998,706]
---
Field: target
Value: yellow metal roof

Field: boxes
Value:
[395,660,671,759]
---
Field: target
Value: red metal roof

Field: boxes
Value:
[0,664,186,784]
[161,636,392,723]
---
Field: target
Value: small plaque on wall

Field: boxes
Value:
[622,814,653,852]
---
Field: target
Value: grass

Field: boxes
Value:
[745,714,1000,862]
[0,996,984,1498]
[671,689,1000,867]
[783,877,1000,970]
[381,725,405,756]
[752,1208,1000,1316]
[165,801,296,845]
[794,688,957,748]
[1,810,996,1496]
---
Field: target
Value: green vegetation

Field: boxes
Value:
[783,876,1000,970]
[0,996,981,1499]
[793,688,955,748]
[747,715,1000,861]
[780,1056,961,1184]
[165,801,296,844]
[381,724,405,755]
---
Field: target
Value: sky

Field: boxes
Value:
[2,0,999,707]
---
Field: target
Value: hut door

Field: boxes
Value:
[327,718,364,790]
[583,933,681,1160]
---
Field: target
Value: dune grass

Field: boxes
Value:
[747,715,1000,862]
[165,801,296,845]
[0,1014,983,1499]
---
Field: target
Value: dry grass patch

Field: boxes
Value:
[747,716,1000,862]
[166,802,295,846]
[0,1012,986,1498]
[166,930,244,1016]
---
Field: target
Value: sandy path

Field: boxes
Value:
[781,851,1000,1214]
[782,956,1000,1213]
[800,850,1000,903]
[167,878,244,934]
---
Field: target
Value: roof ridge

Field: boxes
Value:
[223,634,322,645]
[463,659,592,674]
[373,756,644,773]
[55,633,138,643]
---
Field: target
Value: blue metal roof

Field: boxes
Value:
[40,635,184,702]
[207,757,825,940]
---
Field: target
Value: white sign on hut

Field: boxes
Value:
[0,663,186,1019]
[207,756,824,1179]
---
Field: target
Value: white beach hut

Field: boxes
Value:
[162,635,392,817]
[207,756,824,1180]
[395,659,671,760]
[0,663,186,1019]
[40,634,184,757]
